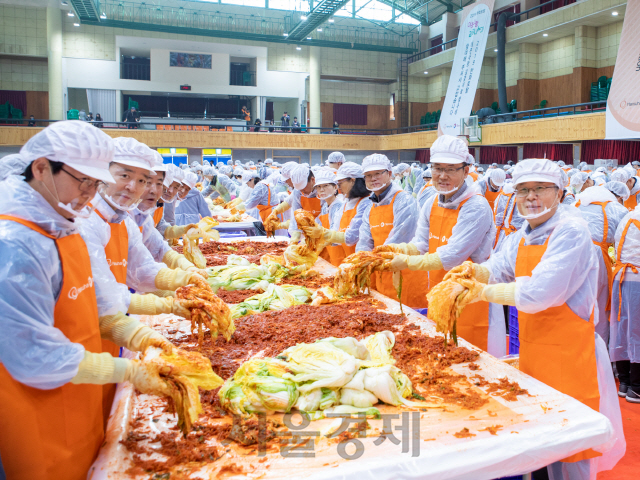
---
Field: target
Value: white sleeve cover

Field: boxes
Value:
[244,182,269,210]
[124,217,166,293]
[355,200,375,252]
[386,190,419,245]
[138,212,172,263]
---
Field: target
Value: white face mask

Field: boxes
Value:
[519,198,560,220]
[102,191,142,212]
[317,191,333,201]
[41,166,95,219]
[434,177,465,196]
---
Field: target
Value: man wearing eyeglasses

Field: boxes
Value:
[378,135,502,356]
[355,154,425,307]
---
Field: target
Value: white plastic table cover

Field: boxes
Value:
[212,213,258,231]
[89,239,615,480]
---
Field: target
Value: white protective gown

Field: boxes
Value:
[81,194,164,296]
[244,181,287,236]
[329,196,372,248]
[416,182,436,210]
[412,182,504,358]
[131,207,172,263]
[355,182,418,252]
[484,206,625,479]
[575,187,629,346]
[0,176,87,388]
[610,207,640,363]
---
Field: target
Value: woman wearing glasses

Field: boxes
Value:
[381,135,501,356]
[450,158,624,479]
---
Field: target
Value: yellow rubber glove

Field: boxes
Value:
[481,283,517,306]
[127,294,192,318]
[324,230,345,244]
[154,268,201,291]
[445,263,491,283]
[272,201,290,215]
[149,289,175,298]
[70,351,128,385]
[124,359,172,396]
[185,265,209,279]
[164,223,198,240]
[389,253,443,272]
[289,231,301,245]
[99,311,174,352]
[300,224,324,239]
[373,243,419,255]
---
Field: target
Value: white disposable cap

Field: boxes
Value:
[335,161,364,182]
[112,137,156,173]
[20,120,115,184]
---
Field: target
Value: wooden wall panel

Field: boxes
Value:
[573,67,598,104]
[0,112,606,150]
[25,91,49,123]
[597,66,615,79]
[321,102,392,131]
[539,73,574,110]
[516,79,539,112]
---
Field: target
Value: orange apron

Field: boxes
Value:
[339,198,364,259]
[95,209,129,425]
[493,192,518,248]
[576,200,614,310]
[613,219,640,322]
[515,236,601,462]
[419,181,433,196]
[300,195,322,218]
[0,216,104,480]
[624,193,637,212]
[370,191,429,308]
[468,171,478,181]
[152,205,164,227]
[319,211,345,266]
[484,186,500,212]
[257,184,282,223]
[427,195,490,350]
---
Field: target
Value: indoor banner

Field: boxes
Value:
[438,0,495,137]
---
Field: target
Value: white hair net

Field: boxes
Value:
[511,158,564,188]
[397,162,410,172]
[567,168,579,178]
[233,166,243,176]
[571,172,589,189]
[151,151,168,175]
[291,164,310,190]
[335,161,364,181]
[581,164,591,171]
[327,151,346,165]
[557,160,566,167]
[611,169,630,183]
[422,168,432,178]
[161,163,175,188]
[281,161,299,180]
[430,135,470,164]
[0,154,29,181]
[314,168,337,186]
[20,120,115,184]
[605,181,630,201]
[362,153,392,173]
[203,166,215,176]
[183,171,198,189]
[112,137,156,172]
[488,168,506,186]
[241,170,255,184]
[265,158,273,164]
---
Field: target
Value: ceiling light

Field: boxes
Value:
[61,1,68,5]
[296,46,301,50]
[100,13,107,19]
[73,22,80,26]
[328,18,334,23]
[543,33,548,37]
[612,11,618,16]
[67,11,74,16]
[283,32,288,36]
[423,71,428,74]
[307,36,312,40]
[301,15,307,20]
[494,48,498,52]
[317,28,322,32]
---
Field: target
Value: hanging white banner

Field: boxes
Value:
[606,0,640,139]
[438,0,495,137]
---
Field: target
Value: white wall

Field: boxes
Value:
[62,36,307,112]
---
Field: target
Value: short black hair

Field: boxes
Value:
[23,159,65,182]
[347,177,370,199]
[252,176,261,184]
[307,170,314,183]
